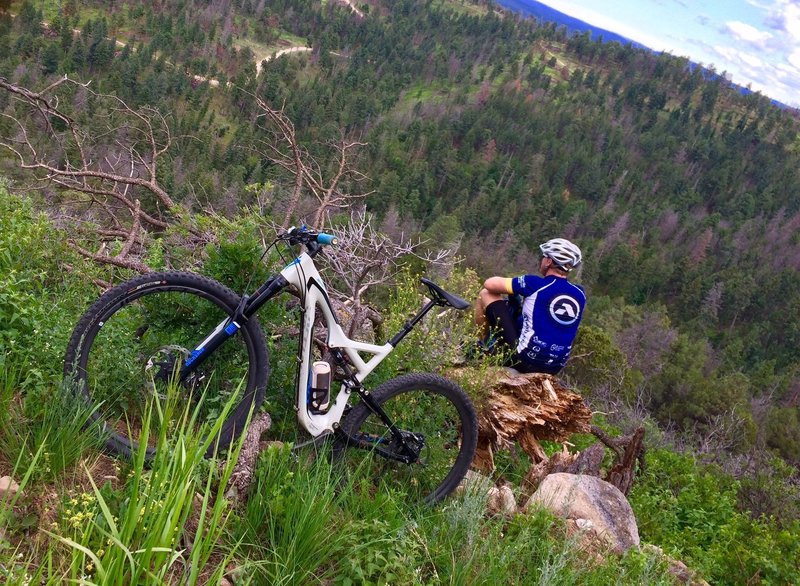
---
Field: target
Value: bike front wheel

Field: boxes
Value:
[63,271,269,460]
[337,373,478,504]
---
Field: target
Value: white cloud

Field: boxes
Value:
[788,48,800,69]
[712,44,765,71]
[780,1,800,40]
[765,0,800,40]
[725,21,773,47]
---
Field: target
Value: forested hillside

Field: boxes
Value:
[1,0,799,582]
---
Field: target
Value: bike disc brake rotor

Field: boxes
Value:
[144,345,201,398]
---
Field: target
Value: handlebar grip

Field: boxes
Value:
[316,233,337,245]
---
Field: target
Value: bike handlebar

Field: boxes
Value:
[316,233,337,245]
[281,226,338,251]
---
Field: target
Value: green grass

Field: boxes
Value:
[435,0,490,16]
[234,32,310,66]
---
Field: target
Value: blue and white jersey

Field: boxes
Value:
[510,275,586,370]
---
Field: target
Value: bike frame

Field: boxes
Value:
[179,244,440,439]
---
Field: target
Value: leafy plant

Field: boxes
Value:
[234,443,348,584]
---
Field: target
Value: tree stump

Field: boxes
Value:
[448,368,592,473]
[450,367,646,497]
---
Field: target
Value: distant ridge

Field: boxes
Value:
[496,0,793,109]
[496,0,647,48]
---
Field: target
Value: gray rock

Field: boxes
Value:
[458,471,518,515]
[487,484,517,516]
[525,472,640,553]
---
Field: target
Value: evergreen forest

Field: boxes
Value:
[0,0,799,583]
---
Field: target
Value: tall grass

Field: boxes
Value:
[0,378,105,485]
[1,378,251,585]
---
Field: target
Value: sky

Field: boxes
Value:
[532,0,800,107]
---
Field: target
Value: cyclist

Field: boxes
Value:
[473,238,586,375]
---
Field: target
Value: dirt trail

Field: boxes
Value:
[255,46,313,74]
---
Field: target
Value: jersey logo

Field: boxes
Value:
[549,295,581,325]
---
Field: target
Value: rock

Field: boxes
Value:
[526,473,640,553]
[642,544,710,585]
[458,469,495,495]
[458,470,518,515]
[0,476,20,498]
[487,484,517,516]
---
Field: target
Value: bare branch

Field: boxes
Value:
[251,97,374,227]
[0,76,177,212]
[0,75,194,273]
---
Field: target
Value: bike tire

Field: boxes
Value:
[63,271,269,460]
[336,373,478,504]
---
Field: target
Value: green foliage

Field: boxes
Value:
[566,323,632,395]
[765,405,800,462]
[373,268,479,385]
[629,449,800,583]
[234,444,348,584]
[736,455,800,524]
[0,183,90,387]
[0,380,104,483]
[0,0,799,581]
[335,516,422,585]
[0,382,245,584]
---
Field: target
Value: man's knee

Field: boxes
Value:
[479,288,503,307]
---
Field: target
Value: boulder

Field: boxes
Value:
[487,484,517,516]
[642,544,710,585]
[0,476,20,499]
[525,473,639,553]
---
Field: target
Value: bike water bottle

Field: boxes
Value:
[310,361,331,413]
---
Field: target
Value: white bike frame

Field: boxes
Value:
[182,235,459,443]
[279,252,394,436]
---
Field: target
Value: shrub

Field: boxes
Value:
[629,448,800,583]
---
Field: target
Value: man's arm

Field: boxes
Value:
[483,276,513,295]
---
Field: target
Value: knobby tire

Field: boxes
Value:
[63,271,269,459]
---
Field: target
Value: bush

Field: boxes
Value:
[629,448,800,583]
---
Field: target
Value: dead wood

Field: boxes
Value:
[450,367,646,496]
[596,426,646,496]
[227,412,273,498]
[521,443,605,501]
[448,368,592,473]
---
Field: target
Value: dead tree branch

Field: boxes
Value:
[0,75,190,272]
[252,97,374,228]
[321,207,454,338]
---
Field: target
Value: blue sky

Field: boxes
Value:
[533,0,800,106]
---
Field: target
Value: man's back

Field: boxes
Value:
[512,274,586,370]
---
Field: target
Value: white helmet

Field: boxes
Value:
[539,238,582,271]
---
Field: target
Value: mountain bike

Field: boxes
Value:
[64,226,478,503]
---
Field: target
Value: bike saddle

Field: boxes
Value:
[420,278,470,310]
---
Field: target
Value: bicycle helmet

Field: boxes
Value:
[539,238,582,271]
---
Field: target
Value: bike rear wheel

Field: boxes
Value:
[63,271,269,459]
[337,373,478,504]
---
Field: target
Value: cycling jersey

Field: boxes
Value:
[510,274,586,371]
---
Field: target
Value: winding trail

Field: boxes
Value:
[255,46,313,75]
